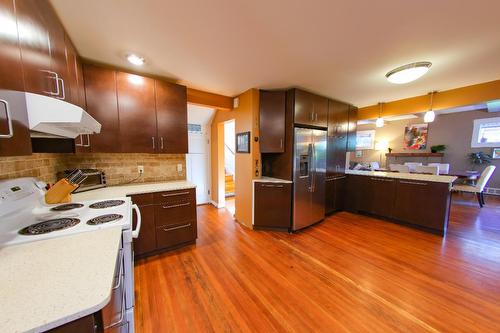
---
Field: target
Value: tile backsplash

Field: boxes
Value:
[0,153,186,185]
[0,154,66,184]
[65,153,186,185]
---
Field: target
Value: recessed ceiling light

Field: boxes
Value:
[126,53,145,66]
[386,61,432,84]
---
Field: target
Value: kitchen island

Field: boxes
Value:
[344,170,457,235]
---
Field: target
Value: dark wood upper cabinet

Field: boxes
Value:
[293,89,328,128]
[117,72,157,153]
[0,0,24,91]
[259,90,286,153]
[326,100,349,176]
[0,90,32,156]
[155,80,188,154]
[347,105,358,152]
[82,64,120,153]
[16,0,53,96]
[64,36,80,107]
[0,0,31,156]
[42,2,69,100]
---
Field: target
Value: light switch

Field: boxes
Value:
[177,164,183,172]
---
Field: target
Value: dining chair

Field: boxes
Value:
[369,161,380,170]
[451,165,496,207]
[404,162,423,172]
[415,165,439,175]
[428,163,450,174]
[389,164,410,173]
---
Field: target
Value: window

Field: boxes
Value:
[471,117,500,148]
[356,130,376,150]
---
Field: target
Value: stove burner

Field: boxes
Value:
[87,214,123,225]
[89,200,125,209]
[19,218,80,235]
[50,203,84,211]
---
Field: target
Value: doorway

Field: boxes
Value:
[186,104,215,205]
[223,120,236,215]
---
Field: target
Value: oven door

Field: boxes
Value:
[102,239,129,333]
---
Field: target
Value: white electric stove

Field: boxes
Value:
[0,177,140,332]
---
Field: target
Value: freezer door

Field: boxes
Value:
[311,129,327,223]
[293,127,313,230]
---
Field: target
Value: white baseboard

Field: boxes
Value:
[210,200,225,208]
[485,187,500,196]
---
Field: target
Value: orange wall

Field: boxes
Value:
[358,79,500,120]
[210,89,260,228]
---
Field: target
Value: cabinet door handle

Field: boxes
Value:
[41,70,60,96]
[370,177,394,182]
[0,99,14,138]
[161,191,190,197]
[162,202,190,209]
[152,136,155,149]
[56,77,65,100]
[163,223,191,232]
[75,135,84,147]
[400,180,428,186]
[160,137,164,150]
[280,138,283,149]
[315,113,318,121]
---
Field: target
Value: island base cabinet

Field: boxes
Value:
[393,180,451,234]
[345,175,451,235]
[130,188,197,259]
[254,182,292,229]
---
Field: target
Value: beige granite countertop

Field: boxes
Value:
[72,180,196,201]
[253,176,293,184]
[346,170,457,184]
[0,227,122,333]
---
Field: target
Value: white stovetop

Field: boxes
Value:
[0,227,122,333]
[73,180,196,201]
[345,169,457,184]
[0,197,132,247]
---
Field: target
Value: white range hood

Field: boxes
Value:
[26,92,101,138]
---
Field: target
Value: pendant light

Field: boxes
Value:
[424,91,436,123]
[376,102,384,128]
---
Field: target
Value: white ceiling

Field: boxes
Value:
[50,0,500,107]
[187,104,215,125]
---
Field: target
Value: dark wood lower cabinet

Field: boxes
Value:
[345,175,451,235]
[326,176,346,214]
[254,182,292,230]
[47,312,103,333]
[130,188,197,258]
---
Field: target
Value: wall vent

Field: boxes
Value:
[485,187,500,196]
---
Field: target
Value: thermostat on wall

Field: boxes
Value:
[233,97,239,108]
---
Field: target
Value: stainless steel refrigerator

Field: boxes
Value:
[292,127,327,231]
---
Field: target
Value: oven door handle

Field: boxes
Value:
[132,204,141,239]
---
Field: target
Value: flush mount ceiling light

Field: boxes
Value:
[376,102,384,128]
[386,61,432,84]
[126,53,145,66]
[424,91,436,123]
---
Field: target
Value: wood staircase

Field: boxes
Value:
[225,173,235,197]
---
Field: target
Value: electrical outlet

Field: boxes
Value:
[137,165,144,175]
[177,164,183,172]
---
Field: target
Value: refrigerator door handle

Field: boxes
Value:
[311,143,316,192]
[308,143,313,192]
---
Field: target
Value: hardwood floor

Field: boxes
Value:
[134,194,500,332]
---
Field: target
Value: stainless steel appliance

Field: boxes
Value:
[293,127,327,231]
[59,169,107,193]
[0,178,141,332]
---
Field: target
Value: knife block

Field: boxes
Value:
[45,178,78,204]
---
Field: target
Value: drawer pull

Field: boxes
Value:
[262,184,284,188]
[162,202,190,209]
[161,191,190,197]
[370,177,394,182]
[163,223,191,232]
[400,180,428,186]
